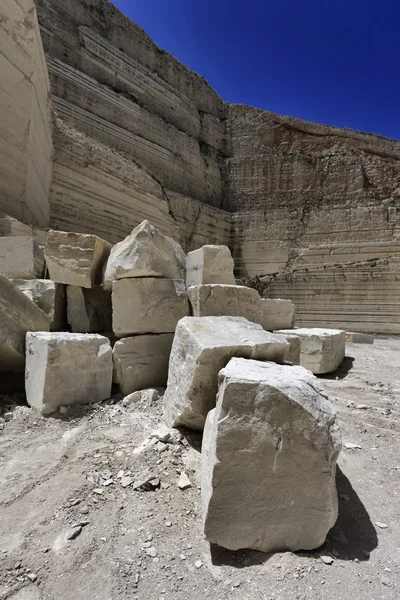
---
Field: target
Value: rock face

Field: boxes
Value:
[202,357,341,553]
[0,237,44,279]
[275,328,346,375]
[104,220,186,289]
[67,285,112,333]
[45,230,111,288]
[186,246,235,287]
[0,275,50,371]
[113,334,174,395]
[12,279,66,331]
[163,316,289,430]
[25,332,112,414]
[260,299,295,331]
[188,284,261,323]
[112,278,189,337]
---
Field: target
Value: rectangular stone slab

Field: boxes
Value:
[25,332,113,414]
[113,333,174,395]
[260,298,295,331]
[186,245,235,287]
[0,275,50,371]
[67,285,112,333]
[188,284,262,323]
[12,279,67,331]
[0,236,44,279]
[0,214,32,237]
[44,230,111,288]
[163,316,289,430]
[275,328,346,374]
[202,357,341,553]
[112,278,189,337]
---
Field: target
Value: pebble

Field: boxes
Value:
[165,521,172,527]
[195,560,203,569]
[121,476,134,488]
[27,573,37,582]
[344,442,362,450]
[320,555,334,565]
[66,525,82,540]
[375,522,388,529]
[177,472,192,490]
[146,546,157,558]
[3,412,13,421]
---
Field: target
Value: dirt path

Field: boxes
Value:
[0,337,399,600]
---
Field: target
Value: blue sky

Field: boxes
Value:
[112,0,399,140]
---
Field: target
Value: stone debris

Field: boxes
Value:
[163,316,289,430]
[201,357,341,553]
[67,285,112,333]
[375,522,388,529]
[344,442,362,450]
[345,332,374,344]
[133,470,160,491]
[320,555,334,565]
[44,230,111,288]
[112,278,189,337]
[0,236,44,279]
[274,328,346,375]
[0,275,50,371]
[113,334,174,395]
[260,298,295,331]
[25,332,113,414]
[103,220,186,289]
[186,245,235,287]
[188,284,261,323]
[66,525,82,540]
[177,472,192,490]
[12,279,66,331]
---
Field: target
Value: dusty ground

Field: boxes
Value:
[0,337,399,600]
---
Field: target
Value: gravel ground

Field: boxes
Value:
[0,336,399,600]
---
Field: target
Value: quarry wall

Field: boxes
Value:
[0,0,399,333]
[0,0,53,227]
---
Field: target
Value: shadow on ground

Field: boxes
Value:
[320,356,355,380]
[209,466,378,567]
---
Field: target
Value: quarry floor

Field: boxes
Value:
[0,337,399,600]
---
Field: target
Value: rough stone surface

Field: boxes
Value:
[186,246,235,287]
[45,230,111,288]
[12,279,66,331]
[104,220,186,289]
[260,298,295,331]
[67,285,112,333]
[0,237,44,279]
[275,328,346,375]
[281,333,301,365]
[112,278,189,337]
[0,214,32,237]
[202,357,341,553]
[25,332,112,413]
[113,334,174,395]
[0,275,50,371]
[163,316,289,430]
[188,284,262,322]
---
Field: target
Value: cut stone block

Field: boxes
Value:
[25,332,112,414]
[104,220,186,290]
[113,334,174,395]
[0,237,44,279]
[188,284,262,323]
[67,285,112,333]
[44,230,111,288]
[12,279,66,331]
[186,245,235,287]
[163,316,289,430]
[112,278,189,337]
[275,328,346,374]
[0,213,32,237]
[281,333,301,365]
[345,332,374,344]
[260,298,295,331]
[202,357,341,553]
[0,275,50,371]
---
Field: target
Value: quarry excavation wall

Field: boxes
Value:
[0,0,399,333]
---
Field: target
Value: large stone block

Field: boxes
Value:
[280,333,301,365]
[0,275,50,371]
[104,220,186,290]
[67,285,112,333]
[113,333,174,395]
[260,298,295,331]
[188,284,262,323]
[202,357,341,553]
[0,214,32,237]
[163,316,289,430]
[25,332,113,414]
[44,230,111,288]
[275,328,346,374]
[12,279,66,331]
[0,237,44,279]
[186,245,235,287]
[112,278,189,337]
